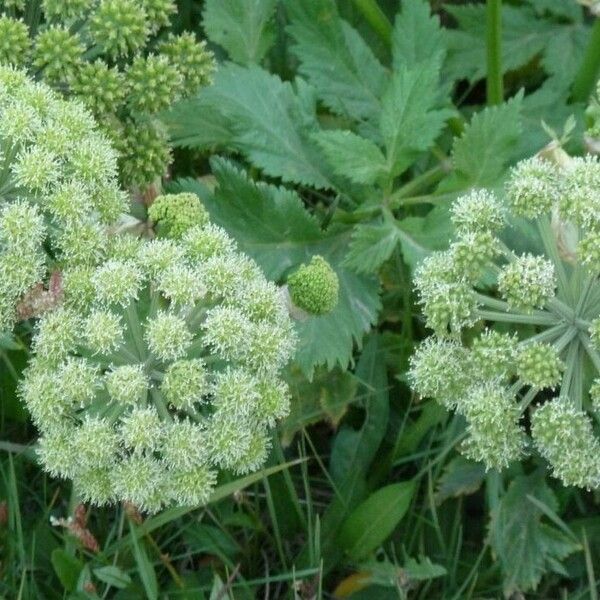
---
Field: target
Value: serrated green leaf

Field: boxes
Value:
[202,0,278,65]
[93,566,132,589]
[489,472,580,595]
[51,549,83,592]
[381,65,452,177]
[435,456,486,505]
[312,130,387,185]
[171,64,333,189]
[338,481,415,561]
[172,159,380,376]
[444,5,554,83]
[285,0,386,123]
[344,221,399,273]
[392,0,446,70]
[442,94,522,190]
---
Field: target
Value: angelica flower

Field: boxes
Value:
[0,1,215,188]
[149,193,210,239]
[410,152,600,489]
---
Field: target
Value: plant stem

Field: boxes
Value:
[352,0,392,46]
[572,17,600,103]
[486,0,503,105]
[476,309,559,326]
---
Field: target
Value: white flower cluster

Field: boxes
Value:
[0,65,125,331]
[410,154,600,487]
[20,224,296,512]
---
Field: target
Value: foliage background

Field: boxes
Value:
[2,0,600,598]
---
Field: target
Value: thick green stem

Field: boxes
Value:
[352,0,392,46]
[486,0,503,105]
[572,18,600,103]
[476,309,559,326]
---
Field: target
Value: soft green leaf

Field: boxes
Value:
[203,0,278,65]
[344,221,399,273]
[173,64,333,189]
[442,94,522,190]
[128,520,158,600]
[163,95,235,150]
[172,159,381,376]
[392,0,446,70]
[489,471,580,595]
[51,549,82,592]
[395,205,454,269]
[338,481,415,561]
[313,130,387,185]
[285,0,386,123]
[380,66,452,177]
[435,456,486,505]
[93,566,132,590]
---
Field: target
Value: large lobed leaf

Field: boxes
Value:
[172,159,381,377]
[284,0,386,124]
[202,0,278,65]
[489,471,580,595]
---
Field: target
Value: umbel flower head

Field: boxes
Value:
[21,217,296,512]
[410,154,600,489]
[0,66,125,332]
[0,1,216,188]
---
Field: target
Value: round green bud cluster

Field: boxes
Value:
[0,66,125,332]
[148,192,210,239]
[585,80,600,146]
[460,382,526,471]
[531,402,600,489]
[0,16,30,67]
[20,225,296,512]
[411,153,600,486]
[286,256,339,316]
[0,1,215,188]
[497,254,556,312]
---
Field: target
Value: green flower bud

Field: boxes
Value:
[202,306,251,362]
[90,0,150,58]
[55,222,107,266]
[287,256,339,316]
[560,156,600,228]
[498,254,556,312]
[182,224,236,262]
[470,330,517,381]
[451,189,505,234]
[460,382,525,471]
[212,368,260,420]
[505,156,558,219]
[205,413,252,470]
[256,379,290,426]
[577,230,600,266]
[157,264,205,306]
[72,416,119,471]
[69,61,126,117]
[158,33,215,96]
[92,259,144,307]
[161,420,208,470]
[532,401,600,489]
[145,311,192,361]
[57,358,99,407]
[161,359,208,409]
[112,118,171,187]
[105,364,149,405]
[167,464,216,506]
[137,238,184,278]
[148,192,209,239]
[34,26,83,83]
[83,310,124,354]
[126,53,182,114]
[37,424,80,479]
[42,0,93,20]
[517,342,564,389]
[200,254,261,298]
[62,265,96,311]
[0,16,30,67]
[32,308,80,366]
[450,231,498,281]
[113,454,165,512]
[139,0,176,31]
[231,427,271,476]
[118,407,164,452]
[409,337,471,409]
[77,467,114,506]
